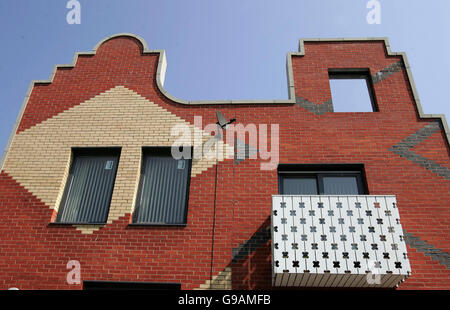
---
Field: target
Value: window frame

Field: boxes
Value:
[278,164,368,195]
[328,68,379,112]
[131,146,192,226]
[55,147,121,225]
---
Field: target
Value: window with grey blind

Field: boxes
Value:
[56,148,120,224]
[132,147,192,225]
[278,164,367,195]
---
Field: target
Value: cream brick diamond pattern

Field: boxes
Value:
[3,86,234,233]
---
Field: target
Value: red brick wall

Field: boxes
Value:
[0,36,448,290]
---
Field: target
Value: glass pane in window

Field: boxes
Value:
[282,177,318,195]
[322,176,359,195]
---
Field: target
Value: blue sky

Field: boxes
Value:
[1,0,449,156]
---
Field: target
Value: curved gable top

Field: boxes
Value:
[1,33,449,170]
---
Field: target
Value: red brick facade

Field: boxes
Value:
[0,35,448,290]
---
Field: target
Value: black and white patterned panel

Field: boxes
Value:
[272,195,411,287]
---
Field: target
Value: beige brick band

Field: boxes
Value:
[194,267,232,290]
[3,86,234,233]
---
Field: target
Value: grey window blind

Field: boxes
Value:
[134,151,191,224]
[57,151,119,223]
[322,176,359,195]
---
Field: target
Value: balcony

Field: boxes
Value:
[271,195,411,288]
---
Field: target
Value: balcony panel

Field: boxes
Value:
[271,195,411,288]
